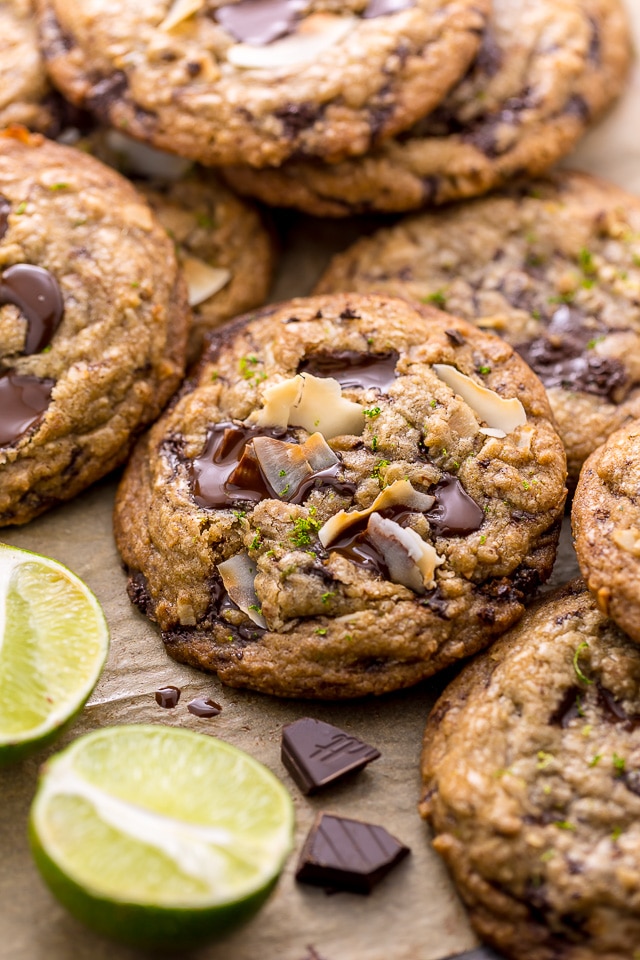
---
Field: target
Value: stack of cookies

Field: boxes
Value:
[2,0,640,957]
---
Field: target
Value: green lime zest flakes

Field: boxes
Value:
[479,535,486,544]
[371,436,379,452]
[588,753,602,768]
[15,201,27,215]
[196,212,215,229]
[613,753,626,776]
[548,291,575,305]
[586,336,605,350]
[371,459,390,481]
[531,308,541,320]
[421,290,447,309]
[363,406,381,419]
[540,849,555,863]
[239,355,262,380]
[554,820,576,831]
[248,603,262,614]
[611,826,623,842]
[632,253,640,268]
[232,509,246,520]
[279,484,290,497]
[522,480,530,490]
[429,399,437,409]
[40,344,52,354]
[578,248,596,275]
[250,531,262,550]
[48,182,69,191]
[290,515,321,547]
[315,628,327,636]
[477,365,491,375]
[536,750,554,771]
[573,641,594,685]
[321,591,335,605]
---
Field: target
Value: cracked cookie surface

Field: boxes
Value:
[223,0,632,215]
[316,171,640,481]
[37,0,489,168]
[573,420,640,645]
[0,127,188,526]
[421,580,640,960]
[114,293,567,699]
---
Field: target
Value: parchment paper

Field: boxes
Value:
[2,6,639,958]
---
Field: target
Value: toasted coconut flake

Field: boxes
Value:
[217,553,266,627]
[257,374,364,439]
[159,0,203,32]
[612,528,640,556]
[105,131,192,179]
[181,256,231,307]
[367,514,443,592]
[302,432,339,472]
[433,364,526,435]
[479,427,507,439]
[226,14,356,70]
[318,479,434,547]
[252,436,313,496]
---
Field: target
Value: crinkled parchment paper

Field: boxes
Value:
[1,6,639,958]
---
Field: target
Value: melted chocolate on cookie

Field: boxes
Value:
[0,264,64,354]
[298,350,398,391]
[425,475,484,536]
[0,372,54,446]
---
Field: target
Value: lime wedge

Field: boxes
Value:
[0,544,109,765]
[29,725,295,948]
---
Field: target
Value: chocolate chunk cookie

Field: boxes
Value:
[0,127,188,526]
[316,171,640,481]
[223,0,632,215]
[114,293,567,699]
[573,420,640,645]
[37,0,490,168]
[86,130,275,361]
[421,580,640,960]
[1,0,59,133]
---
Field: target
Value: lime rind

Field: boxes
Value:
[0,543,109,762]
[30,726,295,947]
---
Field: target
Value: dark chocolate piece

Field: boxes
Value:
[296,813,409,893]
[426,475,484,536]
[155,686,181,708]
[0,372,55,447]
[363,0,415,17]
[282,718,380,794]
[0,263,64,354]
[215,0,305,45]
[298,350,398,391]
[187,697,222,717]
[0,197,9,241]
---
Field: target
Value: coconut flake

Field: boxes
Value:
[217,553,266,627]
[612,528,640,557]
[159,0,203,32]
[367,514,443,593]
[226,14,356,70]
[257,374,364,439]
[181,256,231,307]
[479,427,507,439]
[105,130,192,179]
[252,432,338,499]
[433,364,527,435]
[318,479,435,548]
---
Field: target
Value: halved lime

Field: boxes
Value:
[29,725,295,948]
[0,543,109,766]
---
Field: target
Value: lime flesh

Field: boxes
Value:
[0,544,109,765]
[29,725,295,948]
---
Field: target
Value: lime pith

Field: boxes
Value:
[0,543,109,765]
[29,725,295,948]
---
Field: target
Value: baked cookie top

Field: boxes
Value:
[222,0,632,215]
[0,127,188,526]
[316,171,640,480]
[421,580,640,960]
[0,0,58,133]
[85,130,275,361]
[114,293,567,699]
[573,420,640,645]
[37,0,490,168]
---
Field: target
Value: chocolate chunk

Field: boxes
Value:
[0,264,64,354]
[187,697,222,717]
[155,686,181,708]
[564,93,591,122]
[215,0,305,45]
[295,813,409,893]
[0,372,55,447]
[473,26,503,78]
[282,718,380,794]
[274,102,320,137]
[298,351,398,391]
[426,475,484,536]
[362,0,415,18]
[0,197,9,241]
[86,72,129,118]
[445,328,465,346]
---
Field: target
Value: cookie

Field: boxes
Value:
[114,293,567,699]
[421,579,640,960]
[37,0,490,169]
[0,127,189,526]
[223,0,632,216]
[316,170,640,481]
[86,130,275,361]
[573,420,640,645]
[1,0,59,133]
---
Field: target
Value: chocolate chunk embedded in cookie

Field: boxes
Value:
[223,0,632,215]
[114,293,567,699]
[0,127,189,526]
[573,420,640,644]
[421,580,640,960]
[316,170,640,481]
[37,0,490,168]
